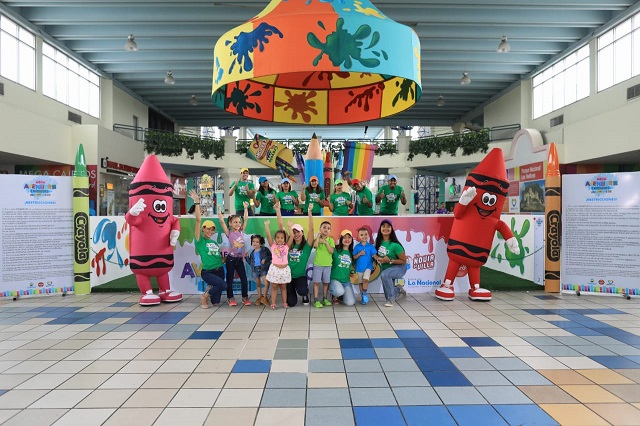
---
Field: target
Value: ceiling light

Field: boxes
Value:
[460,72,471,85]
[189,95,198,106]
[124,34,138,52]
[436,95,445,107]
[164,71,175,85]
[211,0,422,124]
[497,35,510,53]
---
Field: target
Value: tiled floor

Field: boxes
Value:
[0,291,639,425]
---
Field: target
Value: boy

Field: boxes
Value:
[312,221,334,308]
[352,227,377,304]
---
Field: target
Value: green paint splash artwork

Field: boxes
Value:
[490,217,530,274]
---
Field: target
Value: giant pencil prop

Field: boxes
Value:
[72,144,91,295]
[125,155,182,306]
[435,148,521,301]
[544,143,561,293]
[305,133,323,186]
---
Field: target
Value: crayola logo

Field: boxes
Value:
[74,212,89,263]
[255,140,272,160]
[546,210,560,261]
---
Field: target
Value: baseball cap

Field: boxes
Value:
[380,218,393,228]
[202,220,216,229]
[388,174,397,181]
[340,229,352,237]
[334,179,344,185]
[281,178,291,184]
[258,176,268,183]
[291,224,304,233]
[240,167,249,173]
[309,176,319,182]
[351,178,360,185]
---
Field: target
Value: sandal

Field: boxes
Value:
[283,303,289,309]
[271,304,276,310]
[200,293,210,309]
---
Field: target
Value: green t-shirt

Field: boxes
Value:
[329,192,351,216]
[234,180,255,211]
[276,190,298,211]
[330,248,353,283]
[304,188,325,214]
[313,236,335,266]
[377,240,405,271]
[255,189,276,215]
[289,242,312,278]
[377,184,404,215]
[354,186,374,216]
[195,234,224,270]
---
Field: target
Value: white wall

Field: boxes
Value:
[484,86,522,129]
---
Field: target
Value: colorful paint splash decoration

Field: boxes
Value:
[211,0,421,124]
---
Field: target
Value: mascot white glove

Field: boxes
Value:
[129,199,146,216]
[506,237,520,255]
[458,186,477,206]
[169,230,180,247]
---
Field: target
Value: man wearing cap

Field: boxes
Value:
[329,179,352,216]
[375,174,407,215]
[228,167,256,216]
[344,171,374,216]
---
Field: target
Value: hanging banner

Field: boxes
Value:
[246,134,298,181]
[561,172,640,296]
[0,175,74,297]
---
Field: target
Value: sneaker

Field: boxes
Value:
[259,296,269,306]
[322,298,332,307]
[200,293,210,309]
[398,286,407,297]
[384,300,394,307]
[242,297,251,306]
[284,303,289,309]
[228,298,237,307]
[302,295,310,306]
[361,293,369,305]
[313,301,323,309]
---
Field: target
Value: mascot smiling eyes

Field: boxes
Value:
[435,148,520,302]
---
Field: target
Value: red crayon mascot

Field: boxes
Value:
[435,148,520,301]
[126,155,182,306]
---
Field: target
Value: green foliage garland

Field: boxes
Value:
[408,129,490,160]
[144,129,224,160]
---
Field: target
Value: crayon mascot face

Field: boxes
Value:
[464,150,509,221]
[129,155,174,232]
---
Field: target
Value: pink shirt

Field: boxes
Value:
[270,243,289,266]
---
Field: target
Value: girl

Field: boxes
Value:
[276,178,299,216]
[352,227,377,305]
[373,219,407,307]
[264,217,290,310]
[246,234,272,306]
[329,229,356,306]
[276,201,314,307]
[254,176,277,216]
[217,204,250,306]
[329,179,352,216]
[312,221,335,308]
[189,189,226,309]
[299,176,325,216]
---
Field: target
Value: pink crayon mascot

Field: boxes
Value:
[126,155,182,306]
[435,148,520,302]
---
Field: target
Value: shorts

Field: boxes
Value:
[312,265,331,284]
[355,269,372,284]
[266,264,291,284]
[252,265,268,280]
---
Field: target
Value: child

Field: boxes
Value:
[312,221,335,308]
[352,227,377,305]
[246,234,272,306]
[218,203,250,306]
[188,189,226,309]
[329,229,356,306]
[264,218,290,309]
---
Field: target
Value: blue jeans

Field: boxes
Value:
[380,265,407,302]
[201,268,226,305]
[329,280,356,306]
[226,256,248,298]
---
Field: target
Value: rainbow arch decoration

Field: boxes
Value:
[342,141,377,183]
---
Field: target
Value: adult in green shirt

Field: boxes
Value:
[373,218,407,307]
[189,189,226,308]
[299,176,325,216]
[254,176,277,216]
[329,229,356,306]
[343,171,374,216]
[276,178,299,216]
[228,167,256,216]
[329,179,352,216]
[375,174,407,215]
[275,201,314,307]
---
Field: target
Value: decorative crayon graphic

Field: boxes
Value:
[72,144,91,295]
[544,143,561,292]
[335,150,344,182]
[323,150,332,200]
[126,155,182,306]
[435,148,521,301]
[246,134,298,181]
[295,151,306,184]
[342,141,377,182]
[305,133,324,186]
